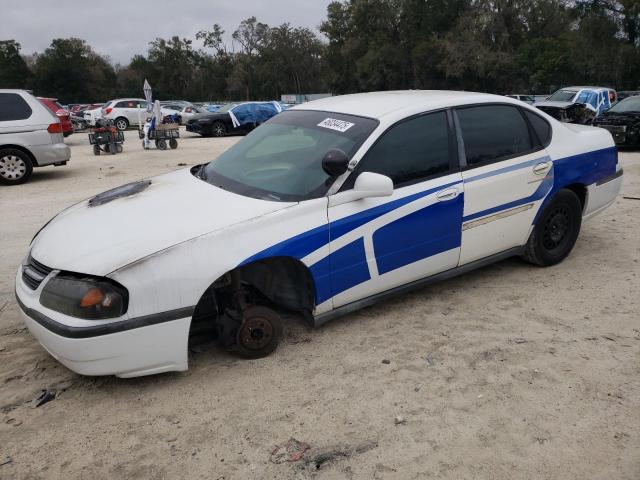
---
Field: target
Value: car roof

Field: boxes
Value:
[291,90,523,121]
[109,98,145,102]
[559,86,613,91]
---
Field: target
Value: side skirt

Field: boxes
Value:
[313,246,524,327]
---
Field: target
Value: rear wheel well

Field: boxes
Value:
[188,257,316,346]
[0,144,37,166]
[563,183,587,211]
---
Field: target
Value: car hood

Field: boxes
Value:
[30,168,295,276]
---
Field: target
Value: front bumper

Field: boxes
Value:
[185,123,204,134]
[15,266,191,378]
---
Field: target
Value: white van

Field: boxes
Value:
[0,89,71,185]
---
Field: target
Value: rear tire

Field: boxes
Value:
[115,117,129,131]
[0,148,33,185]
[93,145,101,156]
[522,189,582,266]
[156,139,167,150]
[169,138,178,149]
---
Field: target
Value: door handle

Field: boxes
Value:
[533,161,552,175]
[436,187,459,201]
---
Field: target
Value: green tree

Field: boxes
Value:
[32,38,115,102]
[0,40,32,89]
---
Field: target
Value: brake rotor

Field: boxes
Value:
[236,306,279,353]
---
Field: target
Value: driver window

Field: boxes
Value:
[345,111,451,188]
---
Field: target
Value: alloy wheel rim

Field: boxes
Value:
[0,155,27,180]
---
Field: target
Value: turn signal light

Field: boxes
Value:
[47,122,63,134]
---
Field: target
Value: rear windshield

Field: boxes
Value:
[199,110,378,201]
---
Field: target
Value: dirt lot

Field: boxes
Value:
[0,129,639,479]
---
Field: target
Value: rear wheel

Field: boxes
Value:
[156,139,167,150]
[114,117,129,131]
[0,148,33,185]
[169,138,178,149]
[522,189,582,266]
[212,121,227,137]
[93,145,101,156]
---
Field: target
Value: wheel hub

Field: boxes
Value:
[237,312,275,352]
[0,155,26,180]
[543,206,570,249]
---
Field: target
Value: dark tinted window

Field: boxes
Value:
[456,105,533,166]
[114,101,128,108]
[523,109,552,146]
[350,111,451,187]
[0,93,33,121]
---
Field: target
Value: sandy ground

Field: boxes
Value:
[0,129,638,479]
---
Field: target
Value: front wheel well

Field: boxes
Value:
[188,257,316,345]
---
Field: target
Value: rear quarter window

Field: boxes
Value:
[0,93,33,121]
[523,109,552,147]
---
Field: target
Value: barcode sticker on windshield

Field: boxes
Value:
[317,118,355,132]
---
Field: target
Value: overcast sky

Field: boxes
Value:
[0,0,334,64]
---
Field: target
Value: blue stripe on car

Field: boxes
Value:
[464,156,550,183]
[240,146,618,306]
[373,194,464,275]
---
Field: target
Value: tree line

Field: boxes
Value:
[1,0,639,104]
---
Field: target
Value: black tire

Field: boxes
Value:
[235,306,283,359]
[116,144,123,153]
[212,121,227,137]
[169,138,178,149]
[522,189,582,266]
[0,148,33,185]
[114,117,129,131]
[109,143,117,155]
[93,144,101,156]
[156,139,167,150]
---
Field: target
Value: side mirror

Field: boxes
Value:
[322,149,350,177]
[328,171,394,207]
[353,172,394,198]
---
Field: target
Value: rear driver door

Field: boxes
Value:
[454,104,553,265]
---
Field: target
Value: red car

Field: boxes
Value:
[38,97,73,137]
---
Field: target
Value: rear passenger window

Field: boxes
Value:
[349,111,451,187]
[456,105,533,166]
[0,93,33,121]
[115,101,129,108]
[523,109,552,147]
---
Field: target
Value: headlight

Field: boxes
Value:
[40,274,128,320]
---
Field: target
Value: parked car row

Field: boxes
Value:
[507,86,640,145]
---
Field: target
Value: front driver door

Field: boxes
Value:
[326,110,464,310]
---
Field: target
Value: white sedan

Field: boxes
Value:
[16,91,623,377]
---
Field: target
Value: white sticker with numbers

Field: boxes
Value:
[317,118,355,133]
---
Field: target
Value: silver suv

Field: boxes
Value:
[0,89,71,185]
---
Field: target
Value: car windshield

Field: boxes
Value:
[198,110,378,201]
[548,89,578,102]
[609,96,640,113]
